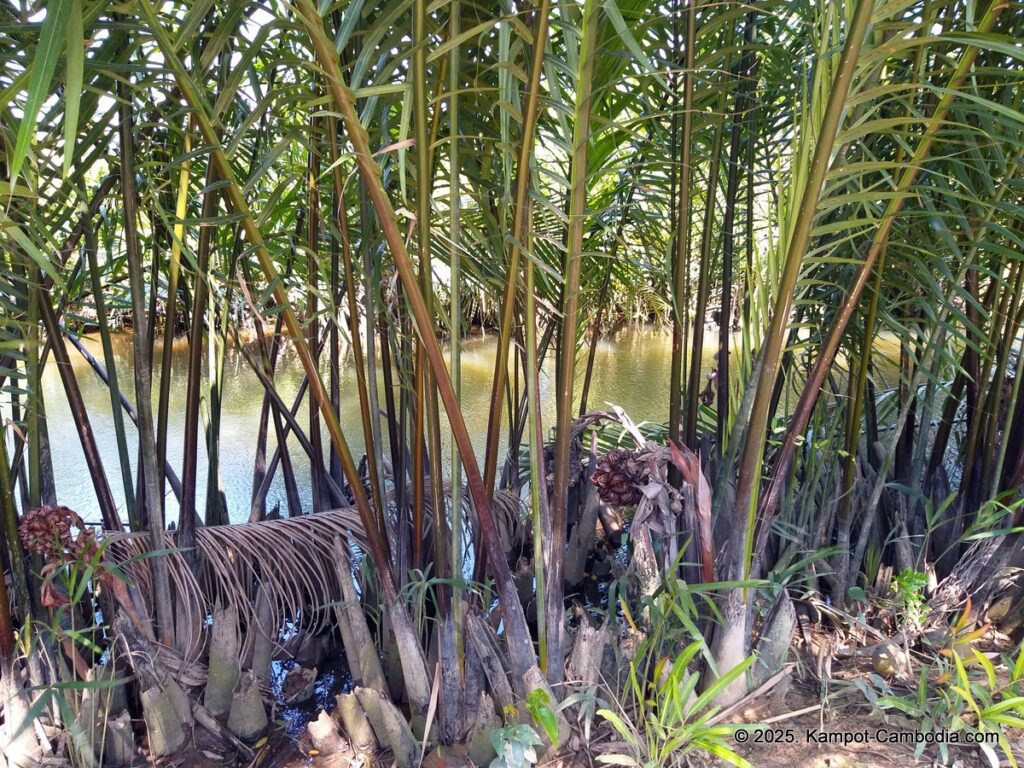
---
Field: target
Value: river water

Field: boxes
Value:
[39,326,718,524]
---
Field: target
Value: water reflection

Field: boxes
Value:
[29,327,688,523]
[32,326,901,524]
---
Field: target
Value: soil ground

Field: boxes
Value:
[133,639,1024,768]
[724,655,1019,768]
[248,670,1023,768]
[726,673,1023,768]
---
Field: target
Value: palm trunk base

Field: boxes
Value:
[0,660,42,768]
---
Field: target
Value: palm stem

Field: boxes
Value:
[117,69,175,643]
[757,0,1006,532]
[294,0,543,686]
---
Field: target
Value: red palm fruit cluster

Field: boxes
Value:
[70,527,100,563]
[591,449,648,506]
[18,505,86,557]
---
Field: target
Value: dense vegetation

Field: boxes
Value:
[1,0,1024,765]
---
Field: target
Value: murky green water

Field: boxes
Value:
[36,326,696,524]
[34,325,903,525]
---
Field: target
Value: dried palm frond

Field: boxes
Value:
[490,489,527,558]
[101,488,529,663]
[395,480,526,562]
[104,507,367,657]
